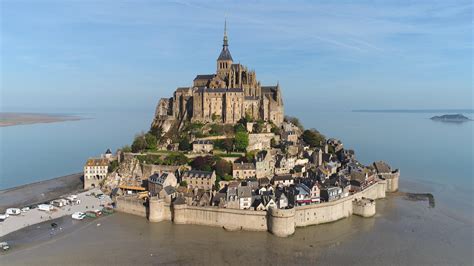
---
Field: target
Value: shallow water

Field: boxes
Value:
[1,181,472,265]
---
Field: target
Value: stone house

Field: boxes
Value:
[237,186,252,210]
[148,172,178,196]
[373,161,400,192]
[310,183,321,203]
[281,130,298,144]
[232,162,256,179]
[84,158,109,190]
[320,186,343,202]
[158,185,177,203]
[311,148,323,166]
[276,191,289,209]
[272,175,294,187]
[255,150,275,179]
[247,133,274,152]
[192,140,214,153]
[295,183,312,206]
[182,170,216,191]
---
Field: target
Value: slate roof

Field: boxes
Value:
[233,162,256,170]
[182,170,214,179]
[237,186,252,198]
[218,47,233,61]
[193,74,215,81]
[373,161,391,173]
[85,158,108,167]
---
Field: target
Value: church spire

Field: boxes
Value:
[217,19,233,62]
[223,19,228,48]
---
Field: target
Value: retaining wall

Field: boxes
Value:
[172,204,268,231]
[115,196,147,217]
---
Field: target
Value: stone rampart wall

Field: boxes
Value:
[115,196,147,217]
[172,204,268,231]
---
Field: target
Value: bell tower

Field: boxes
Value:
[217,20,233,79]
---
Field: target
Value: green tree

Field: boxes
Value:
[163,152,188,165]
[178,137,191,151]
[121,145,132,152]
[302,129,326,147]
[214,159,232,178]
[179,181,188,187]
[234,131,249,151]
[149,127,162,139]
[234,123,246,133]
[253,120,264,133]
[284,116,304,130]
[190,156,214,171]
[223,138,234,153]
[131,134,147,153]
[145,133,157,150]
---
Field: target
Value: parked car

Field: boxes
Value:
[37,204,54,212]
[0,214,9,221]
[71,212,86,220]
[21,207,30,213]
[0,242,10,251]
[6,208,21,216]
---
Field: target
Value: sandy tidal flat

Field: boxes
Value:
[0,112,82,127]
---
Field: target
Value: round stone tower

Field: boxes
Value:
[267,207,295,237]
[148,197,166,223]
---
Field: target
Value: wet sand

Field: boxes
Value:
[0,173,83,213]
[0,112,82,127]
[1,179,472,265]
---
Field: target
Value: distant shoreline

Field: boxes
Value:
[0,112,83,127]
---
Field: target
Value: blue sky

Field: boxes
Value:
[1,0,472,113]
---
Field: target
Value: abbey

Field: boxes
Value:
[154,23,284,127]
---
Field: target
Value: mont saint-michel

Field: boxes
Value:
[88,26,399,237]
[0,24,402,241]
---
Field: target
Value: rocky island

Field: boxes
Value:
[0,24,400,239]
[430,114,471,122]
[77,24,400,237]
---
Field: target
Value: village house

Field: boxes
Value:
[255,150,275,179]
[148,172,178,196]
[311,148,323,166]
[295,183,312,206]
[192,140,214,153]
[237,186,253,210]
[158,185,177,203]
[275,190,289,209]
[232,162,256,179]
[182,170,216,191]
[84,158,109,190]
[281,130,298,144]
[247,133,274,151]
[310,183,321,203]
[320,186,343,202]
[272,175,294,187]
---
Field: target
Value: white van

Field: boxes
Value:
[6,208,21,216]
[38,204,54,212]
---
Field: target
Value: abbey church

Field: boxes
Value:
[153,23,284,129]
